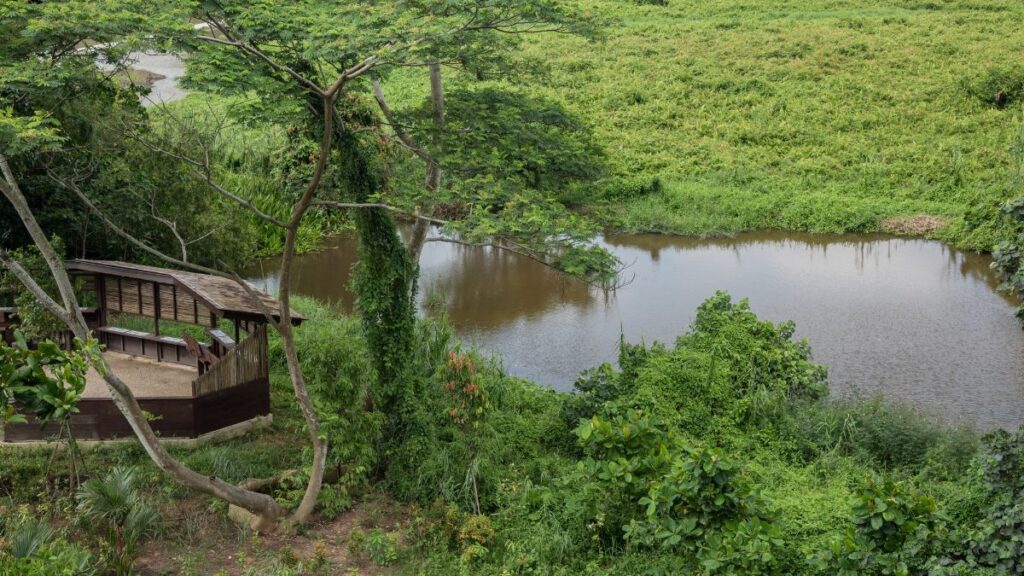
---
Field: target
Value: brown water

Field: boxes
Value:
[246,231,1024,430]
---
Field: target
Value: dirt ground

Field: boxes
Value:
[136,495,410,575]
[83,353,196,399]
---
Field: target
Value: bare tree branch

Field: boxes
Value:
[0,249,75,327]
[312,200,448,226]
[369,73,434,165]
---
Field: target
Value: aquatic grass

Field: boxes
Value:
[609,177,965,236]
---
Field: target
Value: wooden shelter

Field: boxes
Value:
[1,260,303,443]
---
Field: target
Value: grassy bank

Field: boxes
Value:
[562,0,1024,246]
[382,0,1024,248]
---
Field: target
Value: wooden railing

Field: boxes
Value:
[192,325,267,397]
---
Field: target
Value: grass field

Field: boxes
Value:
[389,0,1024,248]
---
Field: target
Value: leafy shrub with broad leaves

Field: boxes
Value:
[810,475,947,575]
[938,428,1024,574]
[0,332,99,426]
[573,410,781,574]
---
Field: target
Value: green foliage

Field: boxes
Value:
[792,399,980,475]
[274,298,382,498]
[0,333,99,426]
[585,292,830,444]
[963,66,1024,109]
[340,110,419,439]
[1,509,96,575]
[602,176,663,202]
[0,238,68,340]
[75,467,161,576]
[366,528,400,566]
[573,410,781,574]
[7,516,53,559]
[992,196,1024,321]
[945,429,1024,573]
[686,292,828,403]
[403,86,606,200]
[810,475,947,575]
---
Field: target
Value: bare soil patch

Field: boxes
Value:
[880,214,947,235]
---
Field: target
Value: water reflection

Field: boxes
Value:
[246,230,1024,430]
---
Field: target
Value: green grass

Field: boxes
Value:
[385,0,1024,245]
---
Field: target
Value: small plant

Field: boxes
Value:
[442,350,490,514]
[2,513,95,576]
[347,527,367,559]
[366,528,399,566]
[963,65,1024,109]
[8,517,54,559]
[317,483,353,520]
[76,467,161,576]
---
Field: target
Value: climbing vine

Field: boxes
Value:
[333,98,418,436]
[992,197,1024,322]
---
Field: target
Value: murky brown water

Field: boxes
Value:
[246,231,1024,430]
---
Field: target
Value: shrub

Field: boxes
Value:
[793,399,980,475]
[366,528,399,566]
[573,411,781,573]
[946,429,1024,574]
[602,176,663,201]
[273,298,382,503]
[810,475,947,575]
[685,292,828,403]
[963,66,1024,109]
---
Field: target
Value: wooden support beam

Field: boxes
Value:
[154,283,162,362]
[97,274,107,326]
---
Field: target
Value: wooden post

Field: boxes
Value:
[233,319,240,343]
[153,284,161,337]
[154,283,162,362]
[96,274,107,327]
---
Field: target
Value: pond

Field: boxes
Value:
[245,231,1024,430]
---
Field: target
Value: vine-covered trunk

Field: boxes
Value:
[336,122,419,442]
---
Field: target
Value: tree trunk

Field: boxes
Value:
[405,60,447,267]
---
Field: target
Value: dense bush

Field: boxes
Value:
[574,411,782,574]
[963,66,1024,109]
[992,197,1024,321]
[810,475,948,575]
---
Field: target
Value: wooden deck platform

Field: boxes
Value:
[83,353,195,399]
